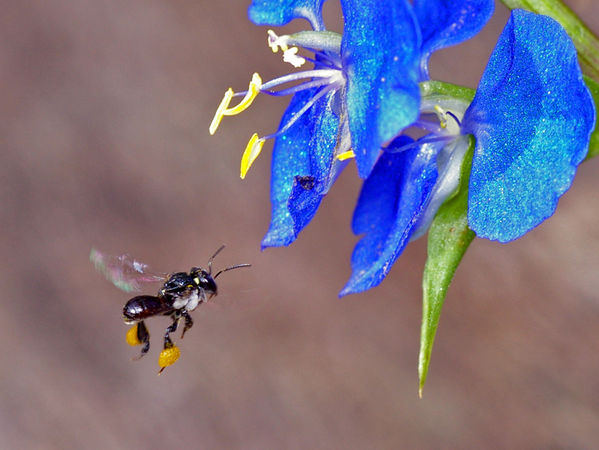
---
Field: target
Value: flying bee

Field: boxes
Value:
[90,245,250,374]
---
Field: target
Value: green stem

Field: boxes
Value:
[584,75,599,160]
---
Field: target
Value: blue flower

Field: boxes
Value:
[211,0,493,248]
[341,10,595,296]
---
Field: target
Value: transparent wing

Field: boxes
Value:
[90,248,166,292]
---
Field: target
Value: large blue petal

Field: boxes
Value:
[262,89,340,248]
[341,0,421,179]
[248,0,326,29]
[340,137,440,296]
[462,10,595,243]
[413,0,494,79]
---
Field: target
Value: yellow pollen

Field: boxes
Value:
[158,345,181,374]
[240,133,266,179]
[126,325,141,346]
[209,73,263,135]
[336,150,356,161]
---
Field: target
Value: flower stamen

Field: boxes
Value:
[267,29,289,53]
[261,69,340,91]
[336,150,355,161]
[434,105,450,129]
[283,47,306,68]
[239,83,340,178]
[433,105,462,134]
[268,30,306,67]
[261,78,333,97]
[213,27,347,180]
[240,133,266,179]
[209,73,263,135]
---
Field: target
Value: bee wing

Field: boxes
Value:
[90,248,166,292]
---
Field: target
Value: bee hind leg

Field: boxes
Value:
[181,311,193,339]
[132,321,150,360]
[163,315,179,349]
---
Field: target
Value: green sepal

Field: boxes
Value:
[287,30,342,54]
[420,81,475,104]
[584,75,599,160]
[418,137,476,397]
[500,0,599,82]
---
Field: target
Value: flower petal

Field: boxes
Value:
[413,0,494,79]
[248,0,327,29]
[462,10,595,243]
[341,0,421,179]
[340,137,440,296]
[262,89,340,248]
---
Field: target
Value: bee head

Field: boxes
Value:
[190,267,217,297]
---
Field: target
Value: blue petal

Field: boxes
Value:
[341,0,421,179]
[413,0,494,79]
[462,10,595,243]
[340,137,440,296]
[248,0,326,29]
[262,89,340,248]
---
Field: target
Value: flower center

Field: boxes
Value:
[209,30,345,179]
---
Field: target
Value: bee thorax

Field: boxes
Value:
[172,290,203,311]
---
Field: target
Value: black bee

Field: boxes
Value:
[91,245,250,373]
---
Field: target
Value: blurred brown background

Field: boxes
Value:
[2,0,599,448]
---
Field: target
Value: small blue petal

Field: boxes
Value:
[341,0,421,179]
[262,90,314,248]
[413,0,494,79]
[262,89,340,248]
[340,137,440,296]
[286,176,324,237]
[463,10,595,243]
[248,0,326,29]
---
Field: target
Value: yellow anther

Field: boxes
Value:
[158,345,181,375]
[209,88,234,135]
[126,325,141,346]
[336,150,356,161]
[226,73,262,115]
[240,133,266,179]
[209,73,263,135]
[434,104,448,129]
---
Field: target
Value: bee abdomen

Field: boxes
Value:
[123,295,172,322]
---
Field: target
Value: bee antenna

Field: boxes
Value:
[214,263,251,279]
[207,245,226,274]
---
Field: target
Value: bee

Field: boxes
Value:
[90,245,250,374]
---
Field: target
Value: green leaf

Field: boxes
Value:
[584,75,599,160]
[418,137,475,397]
[500,0,599,82]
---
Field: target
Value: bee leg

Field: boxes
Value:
[133,321,150,360]
[180,311,193,339]
[163,315,179,349]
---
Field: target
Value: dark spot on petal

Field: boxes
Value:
[295,175,315,190]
